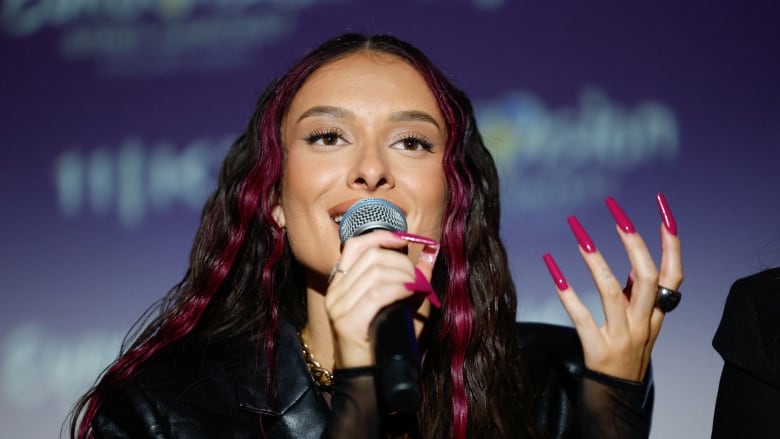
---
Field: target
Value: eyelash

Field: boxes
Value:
[394,134,434,152]
[304,128,346,146]
[303,129,434,152]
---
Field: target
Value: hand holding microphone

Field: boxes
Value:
[329,198,439,415]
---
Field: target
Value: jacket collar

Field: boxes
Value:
[236,316,329,417]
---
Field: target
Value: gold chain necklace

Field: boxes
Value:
[298,331,334,392]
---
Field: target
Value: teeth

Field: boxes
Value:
[333,215,343,224]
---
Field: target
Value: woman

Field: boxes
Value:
[69,33,683,438]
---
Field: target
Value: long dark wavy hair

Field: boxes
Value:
[68,33,531,438]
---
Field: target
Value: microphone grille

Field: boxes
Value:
[338,198,408,243]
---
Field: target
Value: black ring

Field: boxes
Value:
[656,286,682,313]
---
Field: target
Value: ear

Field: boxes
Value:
[271,203,286,228]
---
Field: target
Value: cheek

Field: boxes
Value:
[426,167,448,211]
[277,151,341,270]
[432,171,448,236]
[280,151,330,207]
[281,155,308,198]
[413,167,448,238]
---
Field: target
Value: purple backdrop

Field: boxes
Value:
[2,1,779,437]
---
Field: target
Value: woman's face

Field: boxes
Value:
[274,51,448,280]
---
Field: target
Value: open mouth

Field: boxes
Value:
[328,198,406,228]
[328,199,360,227]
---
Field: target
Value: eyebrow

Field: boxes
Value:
[389,110,441,129]
[297,106,355,123]
[296,106,441,130]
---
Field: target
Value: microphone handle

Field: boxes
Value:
[370,301,421,415]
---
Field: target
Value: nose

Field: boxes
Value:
[347,143,394,191]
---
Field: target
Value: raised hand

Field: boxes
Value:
[543,194,683,381]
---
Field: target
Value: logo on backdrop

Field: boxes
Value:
[1,0,504,75]
[53,136,232,227]
[478,87,679,213]
[50,88,678,228]
[1,0,336,75]
[1,323,121,409]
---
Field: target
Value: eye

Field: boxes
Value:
[391,134,434,152]
[305,128,348,147]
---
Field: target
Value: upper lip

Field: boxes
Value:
[328,197,406,222]
[329,198,361,223]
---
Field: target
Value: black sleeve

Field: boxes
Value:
[518,322,653,438]
[323,367,380,438]
[578,368,653,439]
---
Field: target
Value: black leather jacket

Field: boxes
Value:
[93,319,653,438]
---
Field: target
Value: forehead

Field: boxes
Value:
[287,51,441,115]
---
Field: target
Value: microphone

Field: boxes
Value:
[338,198,421,415]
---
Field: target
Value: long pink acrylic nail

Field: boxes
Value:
[392,231,439,246]
[543,253,569,290]
[605,196,636,234]
[567,216,596,253]
[405,268,441,308]
[417,242,441,267]
[656,193,678,236]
